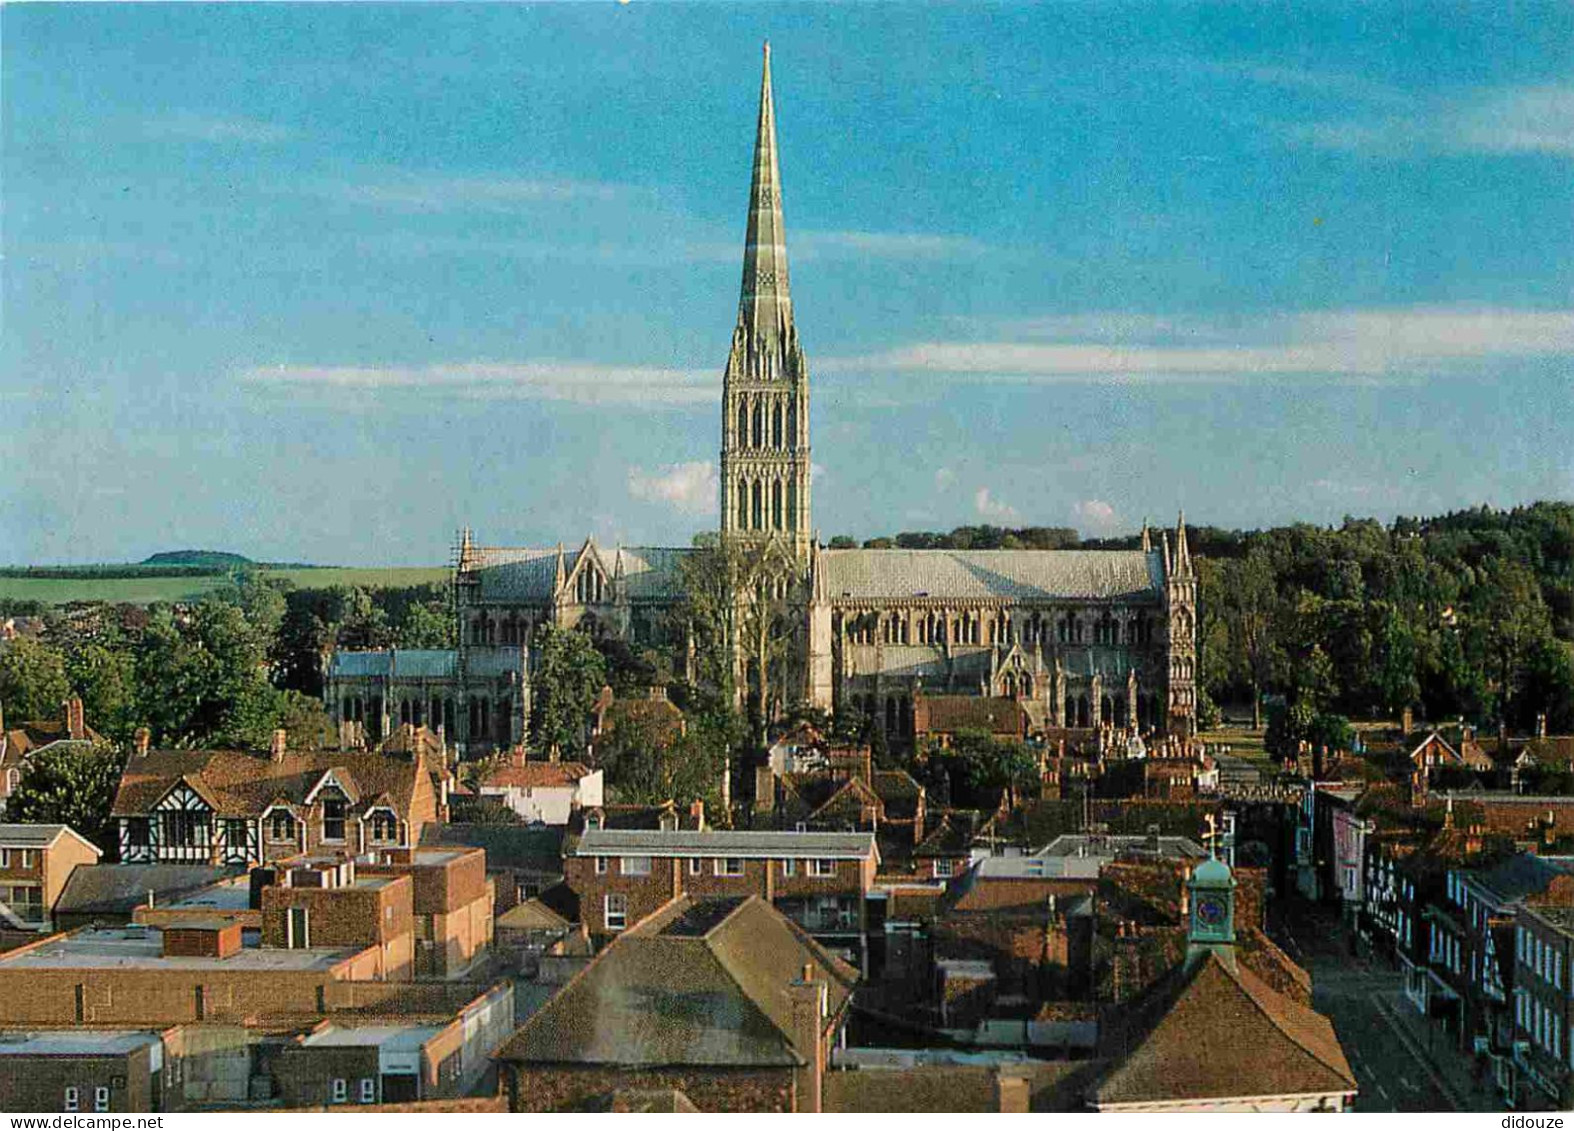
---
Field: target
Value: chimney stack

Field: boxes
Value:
[64,696,85,740]
[690,798,706,832]
[270,728,288,763]
[133,727,152,758]
[787,964,826,1113]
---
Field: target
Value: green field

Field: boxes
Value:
[0,567,451,606]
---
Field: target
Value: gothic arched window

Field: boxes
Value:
[772,401,784,448]
[772,480,783,529]
[751,480,763,529]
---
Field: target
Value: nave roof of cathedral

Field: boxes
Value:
[468,545,693,602]
[821,548,1164,603]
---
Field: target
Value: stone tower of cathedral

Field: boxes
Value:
[719,43,813,562]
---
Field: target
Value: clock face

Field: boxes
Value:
[1196,895,1228,927]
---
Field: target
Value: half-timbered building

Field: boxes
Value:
[110,728,445,867]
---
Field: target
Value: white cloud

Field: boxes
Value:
[319,175,626,213]
[821,306,1574,385]
[238,360,716,408]
[974,487,1019,522]
[1297,84,1574,158]
[1074,499,1119,532]
[795,229,988,260]
[934,467,957,490]
[143,113,294,144]
[627,462,718,515]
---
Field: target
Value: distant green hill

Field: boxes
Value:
[141,550,255,568]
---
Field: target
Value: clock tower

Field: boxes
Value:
[1186,856,1237,970]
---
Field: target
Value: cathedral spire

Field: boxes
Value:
[738,41,793,346]
[1174,511,1193,576]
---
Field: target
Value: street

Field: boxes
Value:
[1279,905,1503,1113]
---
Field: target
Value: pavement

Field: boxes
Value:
[1278,904,1506,1113]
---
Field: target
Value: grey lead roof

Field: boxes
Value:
[469,545,691,603]
[576,829,875,859]
[328,648,523,679]
[820,548,1164,602]
[0,824,72,848]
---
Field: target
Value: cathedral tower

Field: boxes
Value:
[719,43,812,561]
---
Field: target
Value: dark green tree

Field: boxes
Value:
[0,638,71,723]
[7,743,122,855]
[530,625,607,759]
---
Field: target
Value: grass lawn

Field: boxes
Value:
[0,567,451,606]
[1200,724,1273,765]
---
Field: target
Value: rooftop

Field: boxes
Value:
[301,1023,443,1051]
[820,548,1163,602]
[1036,834,1208,861]
[575,828,876,860]
[0,927,364,972]
[0,1031,164,1057]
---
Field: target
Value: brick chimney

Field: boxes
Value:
[994,1070,1031,1113]
[270,728,288,763]
[754,764,776,813]
[689,798,706,832]
[786,963,826,1113]
[64,696,85,740]
[133,727,152,758]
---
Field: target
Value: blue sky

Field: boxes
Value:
[3,2,1571,565]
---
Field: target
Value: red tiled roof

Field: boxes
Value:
[482,761,594,790]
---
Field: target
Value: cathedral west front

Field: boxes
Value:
[326,46,1197,758]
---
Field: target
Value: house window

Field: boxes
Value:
[64,1087,79,1112]
[322,796,347,842]
[0,849,8,868]
[621,856,651,876]
[127,818,150,848]
[223,819,248,850]
[594,856,608,875]
[331,1078,348,1104]
[811,859,838,878]
[162,810,201,848]
[94,1086,110,1112]
[782,858,796,877]
[368,811,399,844]
[689,857,703,876]
[267,811,296,841]
[715,858,745,877]
[359,1078,375,1104]
[605,893,628,932]
[932,860,950,878]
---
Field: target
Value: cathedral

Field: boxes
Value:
[325,47,1197,757]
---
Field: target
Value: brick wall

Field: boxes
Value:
[507,1064,795,1113]
[361,848,489,915]
[261,874,415,950]
[0,1046,156,1114]
[273,1044,381,1108]
[567,853,871,941]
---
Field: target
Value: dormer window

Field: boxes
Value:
[322,795,347,842]
[368,811,399,844]
[586,812,604,832]
[268,811,297,841]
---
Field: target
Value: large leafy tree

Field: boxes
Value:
[7,743,123,855]
[676,533,798,743]
[530,625,607,759]
[0,637,71,723]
